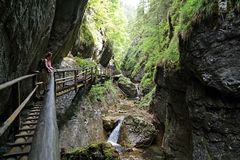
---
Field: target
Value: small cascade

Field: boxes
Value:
[107,117,124,152]
[135,84,141,100]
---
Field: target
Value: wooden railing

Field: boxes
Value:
[0,73,38,136]
[54,66,112,96]
[29,73,59,160]
[0,65,112,160]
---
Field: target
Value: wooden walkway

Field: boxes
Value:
[0,66,111,160]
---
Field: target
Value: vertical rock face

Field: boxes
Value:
[48,0,88,63]
[151,65,192,159]
[0,0,56,84]
[180,11,240,98]
[151,10,240,159]
[0,0,56,118]
[0,0,88,134]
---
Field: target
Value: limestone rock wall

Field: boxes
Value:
[151,10,240,159]
[0,0,88,135]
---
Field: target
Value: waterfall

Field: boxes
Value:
[135,84,141,100]
[107,117,124,143]
[107,117,124,152]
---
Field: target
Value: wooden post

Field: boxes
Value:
[17,82,21,106]
[62,72,65,88]
[12,81,21,132]
[95,66,98,83]
[54,72,57,98]
[74,70,77,93]
[32,74,37,100]
[82,68,85,82]
[84,68,87,88]
[91,67,93,83]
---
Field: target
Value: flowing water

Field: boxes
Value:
[135,84,141,100]
[107,117,124,152]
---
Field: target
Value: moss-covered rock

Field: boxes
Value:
[118,77,138,98]
[61,142,120,160]
[120,115,157,148]
[72,19,95,58]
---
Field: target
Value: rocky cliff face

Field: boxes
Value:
[49,0,88,63]
[151,9,240,159]
[0,0,88,130]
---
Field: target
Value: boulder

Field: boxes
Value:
[99,41,113,67]
[61,142,120,160]
[72,19,95,58]
[120,115,157,148]
[102,116,118,134]
[118,77,138,98]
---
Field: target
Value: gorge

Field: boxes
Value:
[1,0,240,160]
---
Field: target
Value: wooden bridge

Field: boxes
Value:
[0,66,111,160]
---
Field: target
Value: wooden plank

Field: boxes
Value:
[55,76,74,82]
[0,74,36,90]
[56,84,84,97]
[0,86,38,136]
[55,68,77,73]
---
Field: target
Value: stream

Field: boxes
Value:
[57,83,165,160]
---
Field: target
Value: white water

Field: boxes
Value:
[135,84,141,100]
[107,117,124,143]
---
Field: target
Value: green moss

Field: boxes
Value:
[88,80,117,103]
[80,20,95,45]
[122,0,240,95]
[140,73,155,95]
[139,87,156,108]
[74,57,97,67]
[118,76,133,86]
[62,142,120,160]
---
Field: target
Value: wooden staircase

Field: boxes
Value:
[2,104,42,160]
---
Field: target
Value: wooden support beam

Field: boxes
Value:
[74,70,77,93]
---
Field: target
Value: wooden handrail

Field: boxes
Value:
[0,85,38,136]
[29,73,59,160]
[0,74,37,90]
[55,75,74,82]
[55,68,77,73]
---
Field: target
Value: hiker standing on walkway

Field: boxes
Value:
[44,52,55,73]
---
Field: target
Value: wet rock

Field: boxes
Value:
[0,0,88,138]
[49,0,88,63]
[186,81,240,160]
[151,66,192,160]
[61,142,120,160]
[118,77,138,98]
[100,41,113,67]
[102,116,117,133]
[59,90,105,149]
[151,9,240,160]
[120,115,157,148]
[180,11,240,97]
[72,19,95,58]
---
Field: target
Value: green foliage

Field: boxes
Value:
[74,57,96,67]
[140,72,154,95]
[89,81,117,103]
[84,0,129,65]
[139,87,156,108]
[122,0,238,95]
[79,21,94,45]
